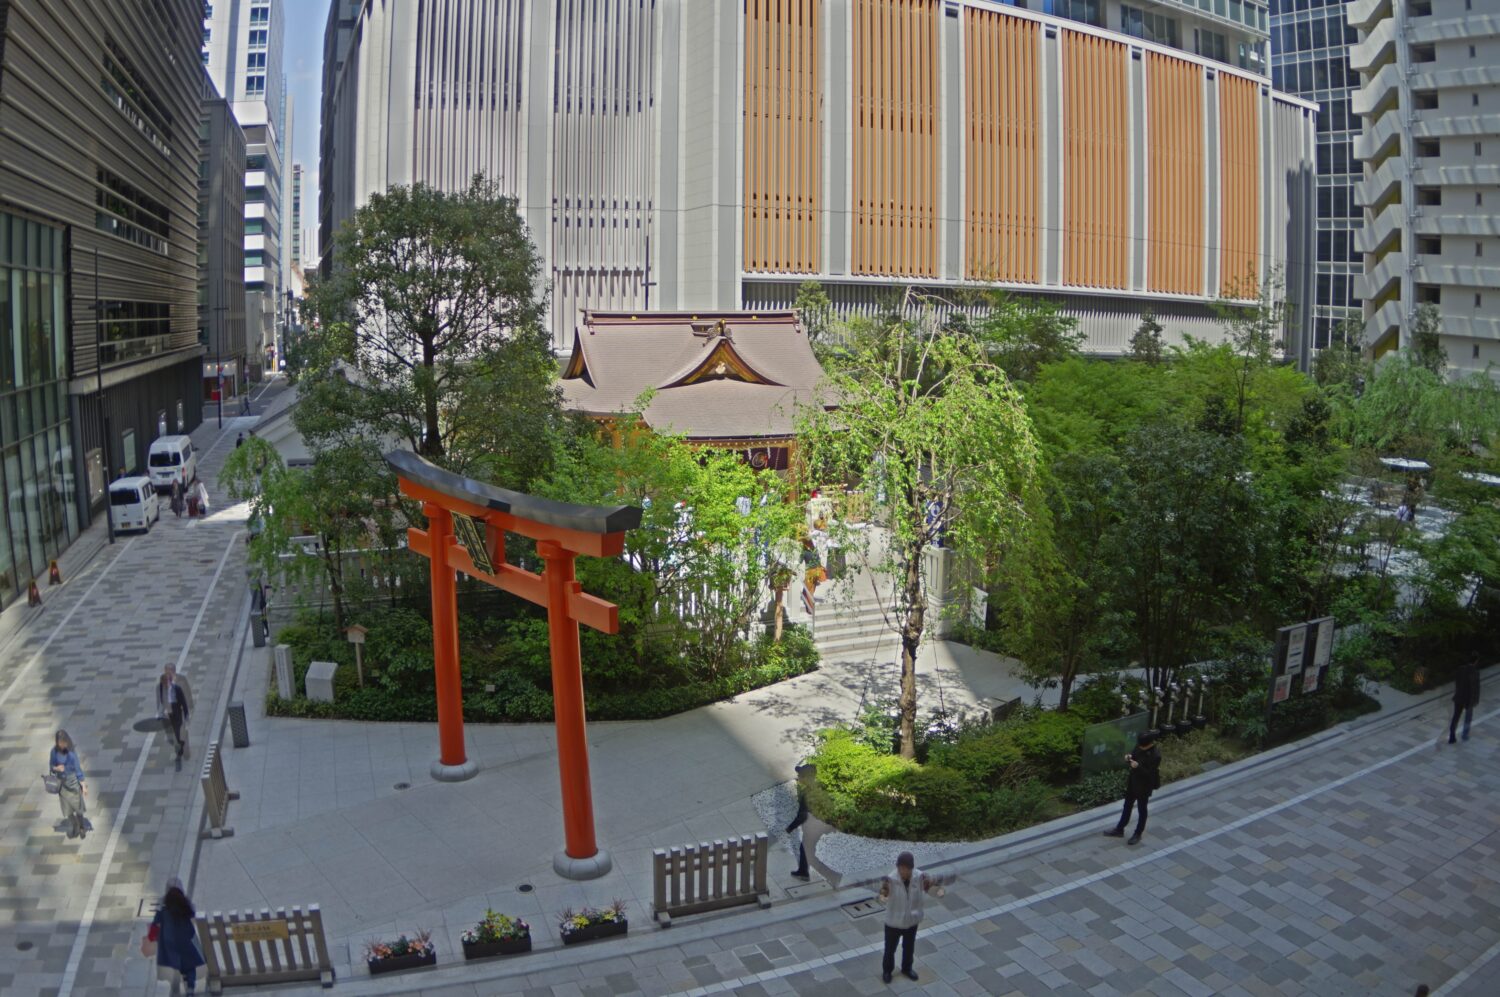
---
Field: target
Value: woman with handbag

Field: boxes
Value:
[48,729,87,839]
[142,878,206,994]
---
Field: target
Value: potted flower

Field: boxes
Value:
[364,929,436,975]
[558,900,629,945]
[461,909,532,960]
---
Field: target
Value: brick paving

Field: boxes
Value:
[0,382,284,997]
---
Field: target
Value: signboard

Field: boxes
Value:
[1272,674,1292,703]
[1081,712,1149,776]
[227,920,289,943]
[451,512,494,574]
[1268,617,1336,716]
[1282,624,1309,675]
[1310,617,1335,671]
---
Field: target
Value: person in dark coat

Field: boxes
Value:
[155,665,194,762]
[170,479,184,518]
[147,878,205,994]
[786,765,813,879]
[1103,731,1162,845]
[1449,658,1481,744]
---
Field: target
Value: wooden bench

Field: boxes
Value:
[652,832,770,927]
[196,906,334,992]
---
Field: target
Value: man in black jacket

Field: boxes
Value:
[786,765,814,879]
[1449,658,1481,744]
[1103,731,1162,845]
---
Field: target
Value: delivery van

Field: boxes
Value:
[109,476,160,533]
[147,435,197,493]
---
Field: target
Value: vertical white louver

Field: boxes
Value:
[551,0,659,345]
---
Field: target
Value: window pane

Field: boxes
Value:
[3,445,26,592]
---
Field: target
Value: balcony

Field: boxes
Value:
[1364,248,1405,302]
[1359,155,1407,211]
[1411,163,1500,186]
[1414,213,1500,239]
[1411,262,1500,289]
[1345,0,1391,32]
[1349,17,1395,75]
[1352,63,1400,118]
[1411,65,1500,91]
[1412,114,1500,139]
[1366,298,1404,343]
[1408,14,1500,44]
[1354,109,1402,163]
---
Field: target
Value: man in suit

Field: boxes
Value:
[1103,730,1162,845]
[1449,658,1481,744]
[156,665,193,762]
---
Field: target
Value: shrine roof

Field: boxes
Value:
[558,310,827,438]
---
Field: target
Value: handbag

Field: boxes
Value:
[43,772,61,795]
[140,936,157,958]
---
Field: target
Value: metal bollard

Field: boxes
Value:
[228,701,250,748]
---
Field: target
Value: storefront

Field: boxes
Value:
[0,213,79,603]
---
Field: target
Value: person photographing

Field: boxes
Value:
[1103,730,1162,845]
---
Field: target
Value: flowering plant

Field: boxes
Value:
[557,899,628,935]
[363,929,433,963]
[461,909,530,945]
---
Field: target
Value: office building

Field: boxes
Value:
[203,0,286,380]
[291,163,304,270]
[1347,0,1500,374]
[0,0,206,602]
[199,75,249,405]
[321,0,1316,360]
[1271,0,1364,352]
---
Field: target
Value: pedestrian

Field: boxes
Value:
[800,537,825,615]
[876,852,949,984]
[143,877,206,994]
[786,764,813,880]
[48,729,88,839]
[170,478,184,518]
[193,480,210,517]
[1449,657,1481,744]
[242,393,251,415]
[235,432,244,449]
[156,664,194,761]
[1414,986,1430,997]
[1103,730,1162,845]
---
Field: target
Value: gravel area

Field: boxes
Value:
[752,780,801,862]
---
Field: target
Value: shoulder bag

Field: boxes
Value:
[42,772,61,794]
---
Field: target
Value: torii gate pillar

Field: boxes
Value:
[388,451,641,880]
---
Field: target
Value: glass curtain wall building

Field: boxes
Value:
[1271,0,1363,351]
[0,213,79,601]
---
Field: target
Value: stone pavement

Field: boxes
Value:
[0,378,286,997]
[246,675,1497,997]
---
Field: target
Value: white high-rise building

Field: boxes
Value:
[1347,0,1500,375]
[203,0,286,380]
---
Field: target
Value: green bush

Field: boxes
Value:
[974,779,1051,833]
[926,728,1031,789]
[1158,728,1247,783]
[808,730,917,801]
[1062,770,1128,808]
[1010,711,1087,783]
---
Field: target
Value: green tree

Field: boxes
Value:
[310,174,547,460]
[794,280,836,356]
[974,292,1086,384]
[1410,303,1447,376]
[1129,310,1165,366]
[1214,267,1290,433]
[796,312,1042,759]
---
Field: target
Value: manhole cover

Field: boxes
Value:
[394,782,411,791]
[841,898,885,920]
[518,883,533,893]
[16,940,33,951]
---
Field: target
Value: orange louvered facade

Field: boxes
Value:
[744,0,822,274]
[850,0,938,277]
[1062,30,1129,289]
[964,7,1040,284]
[1218,74,1261,298]
[1147,53,1205,296]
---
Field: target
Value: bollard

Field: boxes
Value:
[48,560,61,585]
[227,702,250,748]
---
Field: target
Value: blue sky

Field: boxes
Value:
[285,2,327,258]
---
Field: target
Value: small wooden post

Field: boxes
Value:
[344,624,368,688]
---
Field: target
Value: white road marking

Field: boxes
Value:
[0,538,137,711]
[682,706,1500,996]
[1433,932,1500,996]
[55,531,241,997]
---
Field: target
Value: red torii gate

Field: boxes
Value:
[386,451,641,880]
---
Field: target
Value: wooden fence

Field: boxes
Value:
[651,832,770,926]
[199,741,237,839]
[196,906,334,992]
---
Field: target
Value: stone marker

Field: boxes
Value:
[274,644,294,700]
[306,660,337,703]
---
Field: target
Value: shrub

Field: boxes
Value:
[1009,711,1087,783]
[1158,728,1247,783]
[1062,770,1128,808]
[926,728,1031,789]
[862,766,975,838]
[807,730,917,803]
[973,779,1051,834]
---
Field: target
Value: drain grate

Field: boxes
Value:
[841,897,885,920]
[518,883,534,893]
[394,782,411,791]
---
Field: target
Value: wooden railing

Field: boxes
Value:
[200,741,238,839]
[196,906,334,992]
[651,832,770,926]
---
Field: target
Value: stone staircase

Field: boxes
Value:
[809,591,897,664]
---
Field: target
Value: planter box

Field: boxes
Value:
[462,936,532,960]
[367,952,436,976]
[560,919,628,945]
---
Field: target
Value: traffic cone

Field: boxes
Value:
[48,559,61,585]
[27,578,41,606]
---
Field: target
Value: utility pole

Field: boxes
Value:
[93,248,115,545]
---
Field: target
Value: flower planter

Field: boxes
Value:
[462,936,532,960]
[561,918,628,945]
[367,952,436,975]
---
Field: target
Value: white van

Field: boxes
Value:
[147,435,197,493]
[108,476,160,533]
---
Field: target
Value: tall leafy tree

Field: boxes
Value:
[1129,310,1166,366]
[797,312,1042,759]
[310,174,547,460]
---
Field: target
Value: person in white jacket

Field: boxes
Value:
[876,852,950,984]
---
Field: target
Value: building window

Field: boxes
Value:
[95,168,171,255]
[1121,5,1179,47]
[202,27,210,44]
[1478,294,1484,308]
[1056,0,1102,26]
[248,29,267,47]
[1470,45,1477,58]
[249,6,269,25]
[246,53,266,70]
[1479,192,1485,206]
[244,252,264,267]
[1479,242,1485,257]
[1475,344,1481,360]
[246,75,265,96]
[1475,93,1481,107]
[1197,29,1228,64]
[100,35,174,159]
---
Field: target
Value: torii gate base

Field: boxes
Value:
[388,451,642,880]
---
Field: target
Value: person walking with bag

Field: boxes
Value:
[156,665,194,762]
[170,479,184,518]
[143,878,206,994]
[1449,658,1481,744]
[876,852,951,984]
[47,730,88,839]
[1103,730,1162,845]
[786,765,813,880]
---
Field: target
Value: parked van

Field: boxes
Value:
[147,435,197,493]
[108,476,160,533]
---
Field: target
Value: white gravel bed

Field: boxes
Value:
[752,780,802,863]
